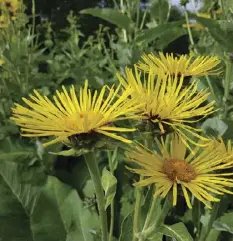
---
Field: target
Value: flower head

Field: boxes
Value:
[0,14,9,28]
[137,52,221,77]
[215,137,233,163]
[0,0,20,22]
[182,23,205,31]
[117,67,215,148]
[126,135,233,208]
[11,81,142,147]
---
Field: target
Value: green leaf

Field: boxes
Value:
[101,167,117,210]
[195,17,233,52]
[119,212,134,241]
[50,148,90,157]
[205,229,221,241]
[201,117,228,137]
[222,119,233,140]
[32,177,99,241]
[148,232,164,240]
[135,20,185,45]
[50,148,77,156]
[160,223,193,241]
[150,0,170,24]
[0,161,40,241]
[83,179,95,197]
[0,160,99,241]
[0,138,35,163]
[80,8,133,31]
[213,212,233,234]
[0,150,34,162]
[155,27,186,50]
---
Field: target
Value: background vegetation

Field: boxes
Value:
[1,0,233,240]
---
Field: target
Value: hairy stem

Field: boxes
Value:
[84,152,108,241]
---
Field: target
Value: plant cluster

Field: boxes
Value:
[1,1,233,241]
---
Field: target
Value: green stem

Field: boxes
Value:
[120,0,128,42]
[139,8,148,30]
[220,0,226,19]
[107,151,115,241]
[184,9,197,53]
[153,196,171,229]
[139,196,171,241]
[142,196,159,231]
[205,74,219,105]
[132,175,143,241]
[198,202,220,241]
[100,38,118,74]
[31,0,36,42]
[144,134,153,150]
[84,152,108,241]
[223,58,232,117]
[135,0,140,36]
[184,9,220,106]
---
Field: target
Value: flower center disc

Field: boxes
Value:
[163,159,196,182]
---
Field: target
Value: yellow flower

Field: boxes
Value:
[183,12,223,32]
[5,0,20,16]
[117,67,215,148]
[137,52,221,77]
[0,14,9,28]
[214,137,233,163]
[126,135,233,208]
[0,0,20,20]
[11,81,142,147]
[196,13,211,19]
[0,59,5,65]
[182,23,205,31]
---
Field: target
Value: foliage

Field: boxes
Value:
[1,0,233,241]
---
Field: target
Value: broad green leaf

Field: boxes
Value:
[119,213,134,241]
[135,20,185,45]
[201,117,228,137]
[148,232,163,240]
[83,179,95,197]
[213,212,233,234]
[0,160,99,241]
[80,8,133,31]
[101,167,117,210]
[222,119,233,140]
[155,27,186,50]
[150,0,170,24]
[195,17,233,52]
[0,150,34,162]
[0,161,40,241]
[205,229,221,241]
[32,177,99,241]
[160,223,193,241]
[0,138,35,163]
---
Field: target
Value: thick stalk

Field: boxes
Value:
[142,196,158,232]
[107,151,115,241]
[132,175,144,241]
[31,0,36,43]
[223,58,232,117]
[198,202,220,241]
[84,152,108,241]
[139,196,171,241]
[184,9,197,53]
